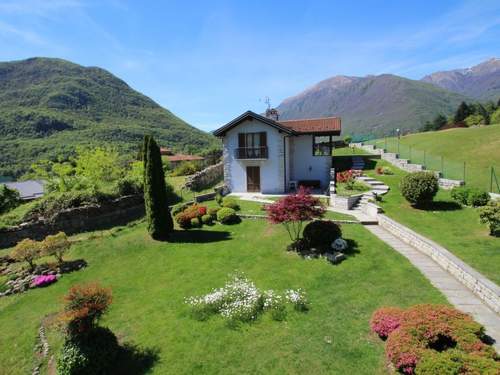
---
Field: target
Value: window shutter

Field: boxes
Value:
[259,132,267,147]
[238,133,246,148]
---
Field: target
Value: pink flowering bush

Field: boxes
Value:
[370,306,403,339]
[33,274,57,288]
[373,304,498,374]
[265,187,325,244]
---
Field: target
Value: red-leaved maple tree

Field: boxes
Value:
[266,186,325,242]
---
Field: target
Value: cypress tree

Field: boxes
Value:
[454,101,470,123]
[143,135,173,240]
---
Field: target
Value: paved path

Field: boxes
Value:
[366,225,500,352]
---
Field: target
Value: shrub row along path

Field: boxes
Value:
[235,194,500,352]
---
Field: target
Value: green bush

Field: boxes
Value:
[113,177,142,196]
[57,327,119,375]
[221,197,240,211]
[450,186,469,205]
[208,207,219,219]
[0,184,20,214]
[416,350,500,375]
[466,189,490,207]
[451,186,489,207]
[215,192,223,206]
[217,207,239,224]
[400,172,439,206]
[170,161,199,177]
[190,217,201,228]
[302,220,342,251]
[201,214,213,225]
[478,201,500,236]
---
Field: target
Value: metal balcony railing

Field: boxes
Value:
[234,147,268,159]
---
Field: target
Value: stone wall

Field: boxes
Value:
[184,162,223,192]
[330,193,363,210]
[378,214,500,314]
[0,195,145,249]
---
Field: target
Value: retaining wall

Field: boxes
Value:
[0,195,145,248]
[378,214,500,314]
[184,162,223,191]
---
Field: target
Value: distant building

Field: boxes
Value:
[3,180,45,200]
[160,147,205,168]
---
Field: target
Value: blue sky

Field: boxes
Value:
[0,0,499,131]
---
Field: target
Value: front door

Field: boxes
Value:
[246,166,260,192]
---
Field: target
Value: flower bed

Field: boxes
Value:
[32,275,57,288]
[185,273,309,326]
[371,304,499,374]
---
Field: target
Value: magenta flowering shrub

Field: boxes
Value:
[266,187,325,243]
[370,306,403,339]
[33,274,57,288]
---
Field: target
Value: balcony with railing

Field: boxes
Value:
[234,147,268,160]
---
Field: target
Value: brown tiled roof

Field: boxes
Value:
[166,154,204,162]
[278,117,341,134]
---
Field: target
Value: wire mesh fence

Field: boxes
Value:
[364,137,499,193]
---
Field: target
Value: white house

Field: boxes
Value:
[213,111,341,194]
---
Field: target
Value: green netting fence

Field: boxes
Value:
[363,138,500,193]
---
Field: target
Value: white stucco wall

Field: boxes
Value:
[289,135,331,188]
[223,118,286,193]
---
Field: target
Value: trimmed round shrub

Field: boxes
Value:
[190,218,201,228]
[208,207,219,219]
[217,207,239,224]
[370,307,404,339]
[302,220,342,250]
[415,349,500,375]
[400,172,439,206]
[201,214,213,225]
[385,304,496,374]
[479,201,500,236]
[57,327,119,375]
[466,189,490,207]
[175,212,191,229]
[221,197,240,211]
[451,187,490,207]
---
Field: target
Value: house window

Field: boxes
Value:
[236,132,268,159]
[313,135,333,156]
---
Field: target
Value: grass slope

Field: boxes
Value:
[366,159,500,285]
[368,124,500,191]
[0,57,218,177]
[0,218,445,374]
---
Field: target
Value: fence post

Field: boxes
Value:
[441,156,444,177]
[491,167,494,193]
[409,146,412,161]
[463,162,466,183]
[423,150,426,167]
[397,138,400,154]
[384,137,387,150]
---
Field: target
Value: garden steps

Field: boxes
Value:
[366,225,500,352]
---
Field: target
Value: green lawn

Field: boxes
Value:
[366,124,500,192]
[0,217,445,374]
[333,146,370,156]
[366,159,500,285]
[169,174,223,202]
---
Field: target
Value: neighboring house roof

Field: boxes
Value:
[4,180,45,200]
[279,117,341,134]
[212,110,341,136]
[166,154,205,162]
[160,147,175,156]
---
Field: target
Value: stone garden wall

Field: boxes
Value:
[0,195,145,248]
[184,162,223,192]
[378,214,500,314]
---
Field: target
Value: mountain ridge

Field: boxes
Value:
[0,57,218,177]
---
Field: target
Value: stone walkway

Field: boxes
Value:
[366,225,500,352]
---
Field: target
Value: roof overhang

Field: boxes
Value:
[212,111,297,137]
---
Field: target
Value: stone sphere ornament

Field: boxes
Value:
[331,238,348,251]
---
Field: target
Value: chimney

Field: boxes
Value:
[265,108,280,121]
